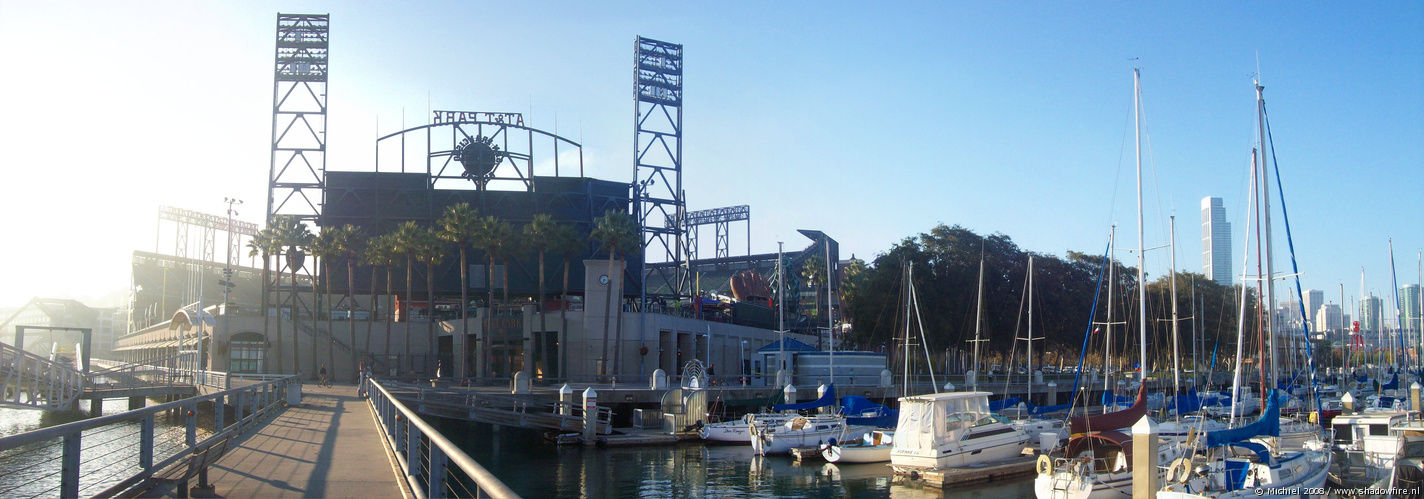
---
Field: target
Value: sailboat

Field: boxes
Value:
[1157,77,1332,499]
[1035,66,1174,499]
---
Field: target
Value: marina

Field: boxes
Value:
[2,3,1422,499]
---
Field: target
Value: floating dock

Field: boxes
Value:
[892,455,1037,488]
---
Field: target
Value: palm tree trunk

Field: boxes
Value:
[612,254,625,379]
[502,257,511,373]
[274,254,286,374]
[560,257,569,381]
[288,263,299,378]
[261,255,275,374]
[537,249,546,377]
[347,258,357,381]
[486,254,496,378]
[324,261,334,382]
[366,265,377,357]
[459,248,468,378]
[426,262,436,376]
[601,252,614,379]
[405,257,413,375]
[384,265,393,370]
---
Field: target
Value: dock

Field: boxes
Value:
[147,384,407,498]
[892,455,1037,488]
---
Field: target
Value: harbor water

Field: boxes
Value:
[0,400,214,498]
[436,419,1034,498]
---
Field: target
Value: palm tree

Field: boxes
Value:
[275,216,314,376]
[414,228,446,375]
[437,203,480,377]
[591,209,639,379]
[362,233,391,359]
[328,223,361,379]
[328,224,364,380]
[523,214,558,377]
[393,221,424,371]
[548,224,584,379]
[471,215,514,377]
[800,256,827,325]
[247,229,280,373]
[307,228,338,378]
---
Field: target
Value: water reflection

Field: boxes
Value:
[437,420,1032,498]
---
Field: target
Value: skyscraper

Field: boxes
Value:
[1315,303,1342,334]
[1401,284,1422,334]
[1201,197,1232,285]
[1361,295,1384,333]
[1303,289,1324,330]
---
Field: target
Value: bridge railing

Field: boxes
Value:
[0,375,297,498]
[1,341,84,410]
[364,376,519,499]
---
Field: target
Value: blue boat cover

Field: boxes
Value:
[1206,389,1281,448]
[840,395,898,427]
[1384,373,1400,390]
[772,384,835,412]
[988,397,1021,412]
[1026,402,1072,415]
[1172,388,1202,414]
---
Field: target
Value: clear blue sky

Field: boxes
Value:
[1,1,1420,320]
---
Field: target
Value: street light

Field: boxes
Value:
[221,197,243,372]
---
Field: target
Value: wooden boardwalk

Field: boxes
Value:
[179,384,408,498]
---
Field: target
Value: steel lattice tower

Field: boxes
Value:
[633,36,688,300]
[266,14,329,225]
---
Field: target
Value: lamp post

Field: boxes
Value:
[221,197,243,372]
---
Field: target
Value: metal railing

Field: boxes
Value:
[0,375,297,498]
[1,341,84,410]
[364,376,519,499]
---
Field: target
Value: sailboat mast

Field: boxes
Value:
[1257,80,1278,388]
[1134,67,1147,383]
[972,251,985,392]
[904,263,913,397]
[1104,225,1116,409]
[826,242,834,384]
[1170,215,1181,399]
[1191,276,1199,388]
[1230,147,1259,427]
[1028,256,1035,403]
[777,242,785,378]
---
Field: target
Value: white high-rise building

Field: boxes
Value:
[1201,197,1232,285]
[1315,303,1342,334]
[1303,289,1324,330]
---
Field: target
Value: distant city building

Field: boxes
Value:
[1401,284,1422,334]
[1200,197,1232,285]
[1304,289,1324,330]
[1315,303,1342,334]
[0,297,99,357]
[1361,295,1384,333]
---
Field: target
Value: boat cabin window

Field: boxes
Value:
[1370,424,1389,436]
[1334,425,1352,444]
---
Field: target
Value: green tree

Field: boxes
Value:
[522,214,560,376]
[273,216,313,376]
[327,224,364,380]
[246,228,281,373]
[471,215,514,377]
[414,227,446,375]
[366,233,400,363]
[307,228,338,378]
[548,224,584,379]
[437,203,480,376]
[590,209,639,378]
[393,221,425,369]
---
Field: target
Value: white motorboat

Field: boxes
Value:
[890,391,1030,472]
[699,413,796,444]
[750,414,862,456]
[822,430,892,463]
